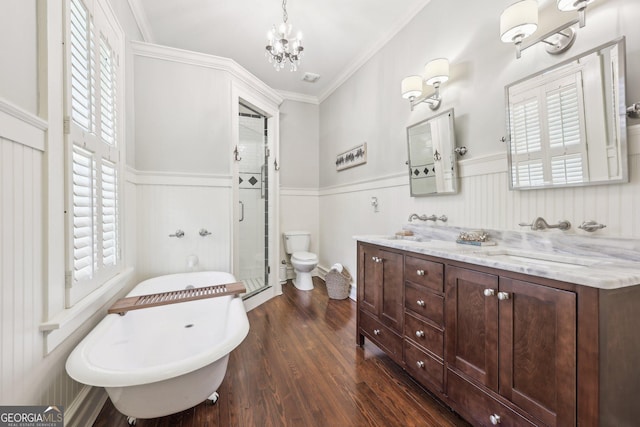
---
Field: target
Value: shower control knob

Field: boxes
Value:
[415,330,425,338]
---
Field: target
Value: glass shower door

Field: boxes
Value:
[237,104,269,298]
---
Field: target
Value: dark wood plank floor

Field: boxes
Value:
[93,278,470,426]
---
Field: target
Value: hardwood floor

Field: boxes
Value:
[93,278,470,426]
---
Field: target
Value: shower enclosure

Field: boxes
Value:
[236,103,269,298]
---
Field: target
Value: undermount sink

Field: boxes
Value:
[475,249,594,269]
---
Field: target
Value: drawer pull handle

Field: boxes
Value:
[489,414,501,425]
[415,330,425,338]
[416,360,425,369]
[416,300,426,307]
[497,291,510,301]
[483,288,495,297]
[373,329,381,335]
[416,269,425,276]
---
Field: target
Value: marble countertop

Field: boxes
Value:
[355,226,640,290]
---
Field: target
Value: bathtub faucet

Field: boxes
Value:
[169,229,185,238]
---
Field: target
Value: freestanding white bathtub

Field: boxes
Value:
[66,271,250,422]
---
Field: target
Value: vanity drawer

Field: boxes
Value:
[448,370,537,427]
[404,312,443,358]
[359,310,402,363]
[405,282,444,326]
[404,340,444,393]
[405,256,443,293]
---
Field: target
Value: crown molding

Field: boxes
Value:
[278,91,319,105]
[131,41,283,106]
[126,0,155,42]
[318,0,433,103]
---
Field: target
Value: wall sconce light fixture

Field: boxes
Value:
[401,58,449,111]
[501,0,595,59]
[557,0,594,27]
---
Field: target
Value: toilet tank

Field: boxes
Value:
[283,231,310,254]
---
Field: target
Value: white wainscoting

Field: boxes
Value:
[128,170,234,282]
[0,134,46,403]
[313,125,640,300]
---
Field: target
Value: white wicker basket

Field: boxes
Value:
[325,267,352,300]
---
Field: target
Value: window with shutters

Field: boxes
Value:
[65,0,123,306]
[508,65,588,188]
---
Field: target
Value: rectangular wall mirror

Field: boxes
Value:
[407,108,458,196]
[506,38,628,190]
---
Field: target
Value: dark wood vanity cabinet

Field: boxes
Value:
[402,255,445,394]
[356,241,640,427]
[357,243,404,363]
[445,266,576,426]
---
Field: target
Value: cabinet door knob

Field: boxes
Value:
[497,291,510,301]
[371,256,383,263]
[416,269,425,276]
[415,330,425,338]
[489,414,501,425]
[373,329,381,335]
[483,288,495,297]
[416,300,426,307]
[416,360,425,369]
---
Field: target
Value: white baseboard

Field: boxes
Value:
[65,385,108,427]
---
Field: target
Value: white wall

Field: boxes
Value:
[314,0,640,297]
[0,0,38,114]
[134,55,232,174]
[278,99,320,269]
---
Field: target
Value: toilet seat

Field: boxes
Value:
[292,251,318,263]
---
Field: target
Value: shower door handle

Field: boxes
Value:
[239,201,244,222]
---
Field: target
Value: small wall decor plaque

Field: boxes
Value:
[336,142,367,171]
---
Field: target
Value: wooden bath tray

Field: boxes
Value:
[108,282,246,315]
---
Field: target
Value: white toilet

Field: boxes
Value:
[283,231,318,291]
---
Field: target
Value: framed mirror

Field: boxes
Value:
[506,37,628,190]
[407,108,458,196]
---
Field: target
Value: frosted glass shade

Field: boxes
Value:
[401,75,424,99]
[557,0,593,11]
[424,58,449,86]
[500,0,538,43]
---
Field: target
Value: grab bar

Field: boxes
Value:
[239,201,244,222]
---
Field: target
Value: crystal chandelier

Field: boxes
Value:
[265,0,304,71]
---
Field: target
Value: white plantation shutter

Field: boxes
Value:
[66,0,123,306]
[69,0,96,132]
[509,94,545,187]
[545,77,587,184]
[99,37,117,145]
[101,160,118,267]
[508,69,587,188]
[551,155,584,184]
[72,147,97,282]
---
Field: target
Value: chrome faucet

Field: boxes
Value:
[409,213,424,221]
[408,213,448,222]
[519,217,571,231]
[408,213,437,222]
